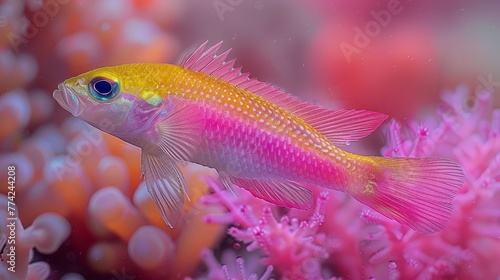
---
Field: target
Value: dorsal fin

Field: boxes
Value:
[180,41,388,145]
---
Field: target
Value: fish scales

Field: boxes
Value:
[161,66,353,188]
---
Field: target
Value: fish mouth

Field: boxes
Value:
[53,83,85,117]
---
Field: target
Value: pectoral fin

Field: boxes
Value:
[141,151,187,228]
[155,100,204,162]
[223,176,314,209]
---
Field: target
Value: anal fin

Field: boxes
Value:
[225,176,314,209]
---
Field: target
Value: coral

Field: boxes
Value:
[0,195,70,280]
[200,178,340,280]
[190,248,274,280]
[128,225,175,275]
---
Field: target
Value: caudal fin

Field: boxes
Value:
[352,157,464,234]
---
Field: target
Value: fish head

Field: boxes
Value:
[53,65,168,140]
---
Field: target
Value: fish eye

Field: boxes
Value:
[89,77,120,101]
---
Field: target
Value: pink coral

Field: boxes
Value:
[201,178,340,279]
[188,248,273,280]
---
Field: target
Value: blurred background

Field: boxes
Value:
[0,0,499,279]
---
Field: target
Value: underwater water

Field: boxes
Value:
[0,0,499,279]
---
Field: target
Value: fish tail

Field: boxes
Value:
[351,157,464,234]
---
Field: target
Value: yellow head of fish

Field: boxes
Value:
[53,64,181,140]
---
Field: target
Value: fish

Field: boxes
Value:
[53,41,464,234]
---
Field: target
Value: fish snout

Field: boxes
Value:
[53,83,85,117]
